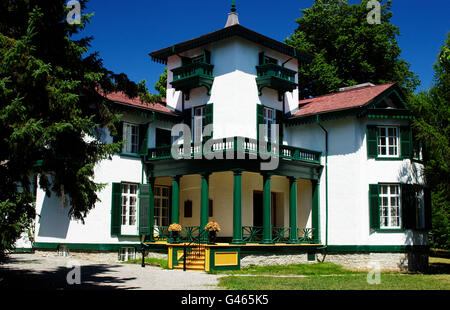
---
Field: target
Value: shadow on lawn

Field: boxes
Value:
[426,262,450,275]
[0,263,138,290]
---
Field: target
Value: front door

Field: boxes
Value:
[253,191,277,227]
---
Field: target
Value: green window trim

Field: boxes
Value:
[367,125,415,160]
[119,153,142,159]
[369,183,431,232]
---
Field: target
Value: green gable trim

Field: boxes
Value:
[150,24,312,65]
[287,84,411,127]
[34,242,141,251]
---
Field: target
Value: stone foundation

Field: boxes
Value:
[34,249,167,264]
[241,251,429,272]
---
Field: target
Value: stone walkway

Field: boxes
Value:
[0,253,223,290]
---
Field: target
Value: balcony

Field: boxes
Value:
[170,62,214,99]
[255,63,297,100]
[147,136,321,164]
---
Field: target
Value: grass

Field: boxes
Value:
[215,261,450,290]
[218,274,450,290]
[209,262,360,276]
[123,257,169,269]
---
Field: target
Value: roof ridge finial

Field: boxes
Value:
[231,0,236,12]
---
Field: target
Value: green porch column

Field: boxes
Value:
[288,177,299,243]
[232,170,245,244]
[171,175,180,224]
[200,173,210,232]
[261,173,274,244]
[312,180,321,244]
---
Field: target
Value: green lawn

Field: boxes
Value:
[216,261,450,290]
[210,262,360,276]
[123,257,169,269]
[218,274,450,290]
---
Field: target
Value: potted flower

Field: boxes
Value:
[168,223,182,243]
[205,222,221,244]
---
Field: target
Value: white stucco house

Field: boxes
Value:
[28,5,430,271]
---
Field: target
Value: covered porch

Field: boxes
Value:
[140,139,323,246]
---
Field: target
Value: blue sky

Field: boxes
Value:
[79,0,449,94]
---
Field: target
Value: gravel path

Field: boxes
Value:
[0,253,223,290]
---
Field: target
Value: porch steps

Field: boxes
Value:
[174,248,206,271]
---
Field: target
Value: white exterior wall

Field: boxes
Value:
[166,37,298,141]
[287,116,427,247]
[34,112,154,246]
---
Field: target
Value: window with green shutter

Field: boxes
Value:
[366,125,378,158]
[111,183,122,236]
[139,184,153,236]
[203,103,213,139]
[113,121,124,144]
[139,124,149,156]
[256,104,265,141]
[367,125,412,159]
[400,126,412,159]
[276,110,284,144]
[369,184,380,230]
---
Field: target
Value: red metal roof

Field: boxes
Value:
[104,92,178,116]
[291,83,396,118]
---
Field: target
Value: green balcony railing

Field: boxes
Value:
[298,228,315,243]
[256,63,296,83]
[243,226,316,244]
[147,137,321,164]
[242,226,264,243]
[171,62,214,82]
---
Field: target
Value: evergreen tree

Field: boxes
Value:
[286,0,419,98]
[408,33,450,249]
[0,0,150,257]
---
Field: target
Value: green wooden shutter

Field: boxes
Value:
[401,184,416,229]
[204,50,211,64]
[256,104,264,141]
[139,184,152,236]
[259,52,265,65]
[366,125,378,158]
[369,184,380,230]
[400,126,412,159]
[204,103,213,139]
[184,108,192,129]
[276,110,284,145]
[424,188,432,230]
[139,124,149,156]
[113,121,124,149]
[111,183,122,236]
